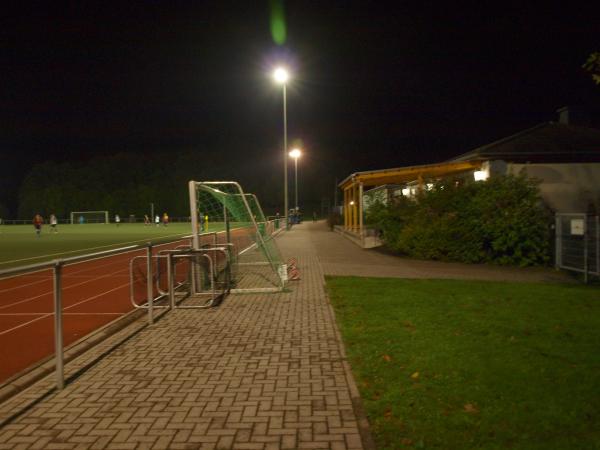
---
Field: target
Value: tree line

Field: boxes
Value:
[15,149,333,220]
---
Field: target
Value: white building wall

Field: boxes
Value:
[506,163,600,213]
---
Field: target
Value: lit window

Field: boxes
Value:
[473,170,489,181]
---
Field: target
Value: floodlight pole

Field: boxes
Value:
[283,84,288,228]
[288,149,301,213]
[293,154,298,211]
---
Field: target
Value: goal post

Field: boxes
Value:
[70,211,109,224]
[189,180,286,293]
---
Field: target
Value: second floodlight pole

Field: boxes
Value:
[283,83,288,229]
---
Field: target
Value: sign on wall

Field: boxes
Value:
[570,219,584,235]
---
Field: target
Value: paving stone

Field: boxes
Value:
[0,223,371,449]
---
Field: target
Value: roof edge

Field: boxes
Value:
[448,122,551,162]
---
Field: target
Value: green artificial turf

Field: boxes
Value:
[326,276,600,450]
[0,223,195,268]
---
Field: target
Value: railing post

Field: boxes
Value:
[555,215,561,269]
[146,243,153,324]
[53,260,64,390]
[168,253,175,309]
[596,216,600,277]
[583,215,588,284]
[189,236,198,295]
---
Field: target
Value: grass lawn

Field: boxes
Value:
[0,223,195,268]
[326,276,600,450]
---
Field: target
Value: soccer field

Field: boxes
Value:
[0,223,196,269]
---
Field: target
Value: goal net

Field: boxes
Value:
[70,211,109,224]
[188,181,285,293]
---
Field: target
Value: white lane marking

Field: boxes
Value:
[0,281,130,336]
[0,233,190,266]
[0,266,130,310]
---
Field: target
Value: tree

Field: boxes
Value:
[0,202,8,219]
[583,52,600,85]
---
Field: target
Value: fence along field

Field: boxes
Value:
[0,232,193,386]
[0,184,284,388]
[0,222,195,269]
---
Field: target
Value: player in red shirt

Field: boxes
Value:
[33,214,44,237]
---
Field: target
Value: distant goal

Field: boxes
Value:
[70,211,109,224]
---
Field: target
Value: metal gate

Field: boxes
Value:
[555,213,599,281]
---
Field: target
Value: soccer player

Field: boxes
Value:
[144,214,150,226]
[33,214,43,237]
[49,214,58,233]
[162,212,169,227]
[115,214,121,227]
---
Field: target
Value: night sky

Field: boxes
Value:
[3,1,600,214]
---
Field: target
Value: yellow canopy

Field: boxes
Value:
[338,161,482,190]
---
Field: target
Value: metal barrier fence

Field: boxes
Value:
[0,237,189,391]
[1,217,287,225]
[0,220,283,391]
[555,213,599,282]
[0,218,194,225]
[129,244,232,312]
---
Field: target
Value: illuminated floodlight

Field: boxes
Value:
[289,148,301,159]
[349,200,355,206]
[473,170,489,181]
[273,67,289,84]
[402,188,410,196]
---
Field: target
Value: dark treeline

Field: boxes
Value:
[16,149,337,220]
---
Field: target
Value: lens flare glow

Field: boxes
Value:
[269,0,287,45]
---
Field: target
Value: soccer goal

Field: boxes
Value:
[188,180,286,293]
[70,211,109,224]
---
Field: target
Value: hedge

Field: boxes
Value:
[365,174,551,266]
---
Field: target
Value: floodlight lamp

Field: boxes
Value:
[289,148,301,159]
[273,67,289,84]
[349,200,355,206]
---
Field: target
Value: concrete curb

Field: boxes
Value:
[323,286,377,450]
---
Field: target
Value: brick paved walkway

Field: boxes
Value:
[0,226,371,450]
[317,223,572,283]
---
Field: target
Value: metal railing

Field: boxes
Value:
[0,237,188,391]
[0,218,195,225]
[555,213,599,283]
[0,219,283,392]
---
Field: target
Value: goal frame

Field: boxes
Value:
[70,211,109,224]
[188,180,285,293]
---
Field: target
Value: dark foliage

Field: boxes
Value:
[583,52,600,85]
[365,175,551,266]
[17,151,285,219]
[327,211,342,231]
[15,147,337,220]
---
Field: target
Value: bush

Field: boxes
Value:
[327,211,343,230]
[365,174,551,266]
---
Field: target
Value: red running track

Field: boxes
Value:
[0,240,188,384]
